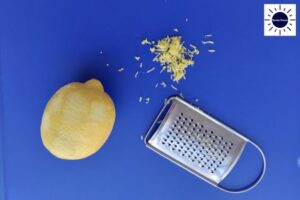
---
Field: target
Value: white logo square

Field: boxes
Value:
[264,4,296,36]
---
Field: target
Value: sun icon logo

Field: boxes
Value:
[264,4,296,36]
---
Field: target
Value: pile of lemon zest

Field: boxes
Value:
[148,36,199,82]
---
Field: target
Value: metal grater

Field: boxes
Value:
[144,97,266,193]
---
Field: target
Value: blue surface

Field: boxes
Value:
[1,0,300,199]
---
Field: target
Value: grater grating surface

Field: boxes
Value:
[145,97,266,193]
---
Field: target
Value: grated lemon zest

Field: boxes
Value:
[141,38,151,45]
[147,36,199,82]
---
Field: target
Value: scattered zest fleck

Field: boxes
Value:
[145,97,150,104]
[160,66,166,74]
[134,56,141,61]
[161,81,167,88]
[141,38,151,45]
[179,92,184,98]
[146,67,155,74]
[173,28,179,32]
[185,18,189,22]
[201,40,215,45]
[204,34,213,38]
[118,68,124,72]
[297,157,300,168]
[140,135,144,140]
[139,97,143,103]
[190,44,200,55]
[106,63,109,67]
[208,49,216,53]
[99,51,103,54]
[134,71,139,78]
[171,84,178,91]
[139,62,143,68]
[150,47,155,53]
[195,98,199,102]
[155,83,159,88]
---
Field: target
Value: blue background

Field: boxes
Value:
[1,0,300,199]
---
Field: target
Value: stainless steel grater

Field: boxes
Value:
[144,97,266,193]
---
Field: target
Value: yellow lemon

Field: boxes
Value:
[41,79,115,160]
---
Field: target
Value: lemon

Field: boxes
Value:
[41,79,115,160]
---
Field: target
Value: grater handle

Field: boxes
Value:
[217,140,267,194]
